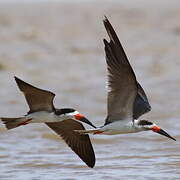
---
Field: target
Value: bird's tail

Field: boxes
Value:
[1,117,28,130]
[74,128,104,135]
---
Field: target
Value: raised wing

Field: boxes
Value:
[103,17,138,122]
[46,119,95,168]
[15,76,55,113]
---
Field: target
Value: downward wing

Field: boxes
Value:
[46,119,95,168]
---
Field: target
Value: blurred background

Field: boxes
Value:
[0,0,179,179]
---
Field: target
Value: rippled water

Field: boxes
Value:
[0,1,180,179]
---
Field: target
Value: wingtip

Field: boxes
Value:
[14,76,18,81]
[103,16,118,44]
[88,161,95,168]
[14,76,34,93]
[14,76,24,87]
[103,38,108,45]
[103,15,108,22]
[14,76,22,83]
[103,16,110,27]
[103,39,110,53]
[86,151,96,168]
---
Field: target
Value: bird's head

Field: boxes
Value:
[137,120,176,141]
[56,108,96,128]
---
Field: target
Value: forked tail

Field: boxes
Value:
[1,117,28,129]
[74,128,104,135]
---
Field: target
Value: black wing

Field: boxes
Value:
[103,17,151,125]
[133,83,151,119]
[46,119,95,168]
[15,76,55,113]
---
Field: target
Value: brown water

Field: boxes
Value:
[0,1,179,179]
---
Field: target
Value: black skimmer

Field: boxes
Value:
[76,17,176,141]
[1,76,96,168]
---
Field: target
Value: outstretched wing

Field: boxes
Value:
[103,17,151,124]
[103,17,138,122]
[15,76,55,113]
[46,119,95,168]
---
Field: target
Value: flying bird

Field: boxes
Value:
[1,76,96,168]
[76,17,176,141]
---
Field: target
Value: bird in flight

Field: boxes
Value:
[76,17,176,141]
[1,76,96,168]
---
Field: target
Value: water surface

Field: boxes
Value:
[0,1,179,179]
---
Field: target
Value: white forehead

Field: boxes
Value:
[143,123,156,128]
[66,111,79,116]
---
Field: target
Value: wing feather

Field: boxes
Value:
[103,18,138,121]
[103,17,151,123]
[46,119,95,168]
[14,76,55,113]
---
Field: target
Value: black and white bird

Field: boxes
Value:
[76,17,176,141]
[1,76,96,168]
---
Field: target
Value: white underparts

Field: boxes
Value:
[25,111,75,123]
[95,120,148,135]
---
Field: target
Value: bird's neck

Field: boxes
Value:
[133,120,148,132]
